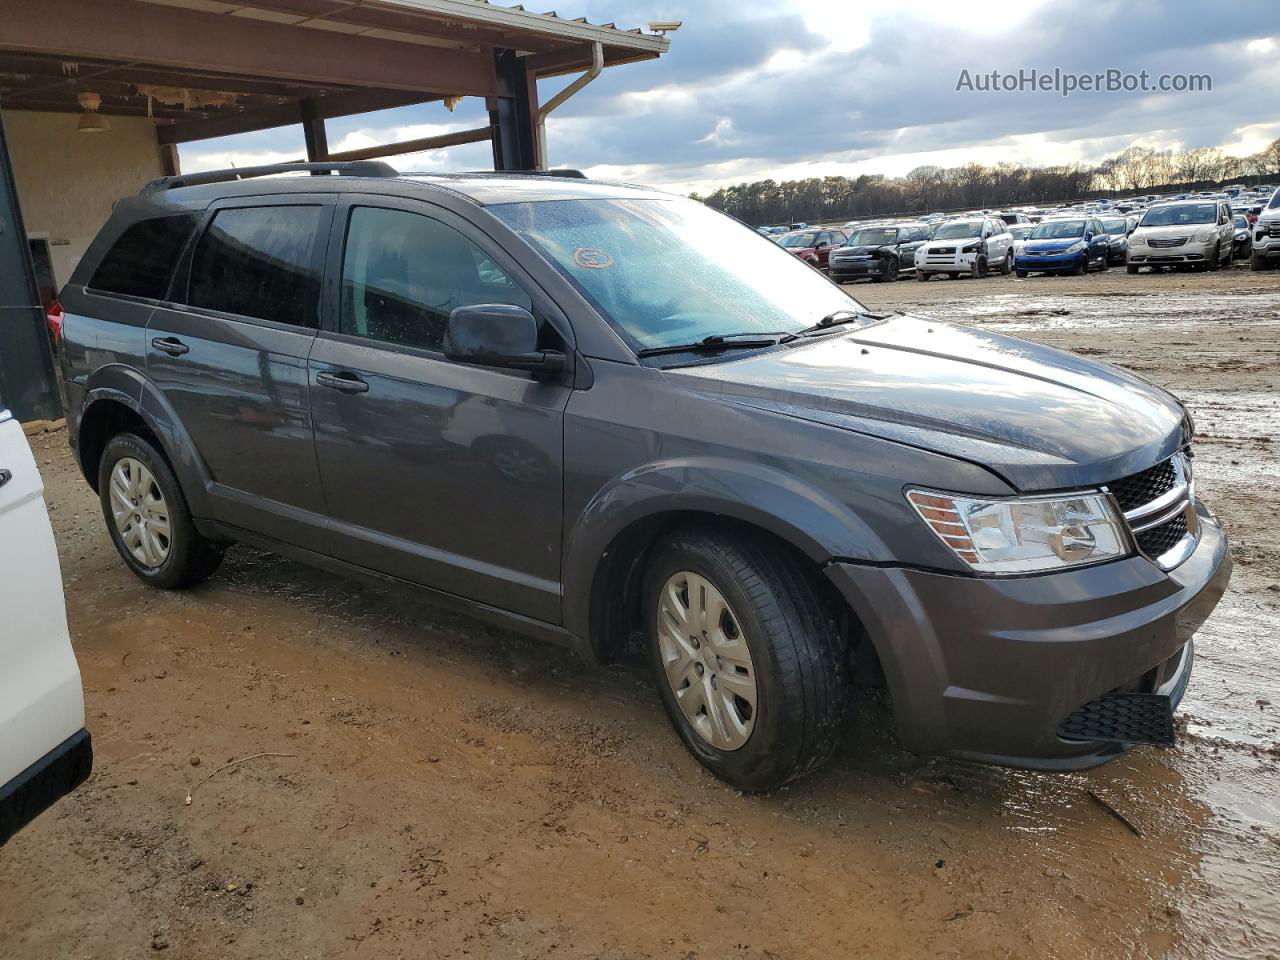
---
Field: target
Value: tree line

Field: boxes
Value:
[692,139,1280,225]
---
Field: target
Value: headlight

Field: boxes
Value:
[961,242,980,253]
[1066,240,1086,253]
[907,489,1127,574]
[1130,234,1147,246]
[1194,229,1216,242]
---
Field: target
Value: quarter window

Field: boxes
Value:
[187,205,323,327]
[89,214,197,300]
[339,207,532,353]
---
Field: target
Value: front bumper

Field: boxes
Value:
[831,257,884,280]
[916,251,982,274]
[825,501,1231,770]
[0,729,92,845]
[1015,249,1082,272]
[1128,238,1215,265]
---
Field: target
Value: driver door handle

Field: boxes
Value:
[0,468,11,490]
[151,336,189,356]
[316,370,369,394]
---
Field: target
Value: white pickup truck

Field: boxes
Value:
[0,407,90,845]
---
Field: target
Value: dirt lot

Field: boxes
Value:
[3,265,1279,960]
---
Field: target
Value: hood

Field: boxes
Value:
[1135,222,1213,238]
[1023,235,1083,252]
[786,246,818,257]
[667,314,1189,492]
[924,236,979,250]
[832,244,886,258]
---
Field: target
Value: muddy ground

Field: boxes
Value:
[3,265,1278,960]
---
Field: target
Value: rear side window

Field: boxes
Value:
[89,214,196,300]
[187,205,322,327]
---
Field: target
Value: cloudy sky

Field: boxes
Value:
[181,0,1280,194]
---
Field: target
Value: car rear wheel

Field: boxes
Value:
[643,527,848,792]
[98,433,224,589]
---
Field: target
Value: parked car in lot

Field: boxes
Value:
[913,217,1014,279]
[1127,200,1234,273]
[1,407,91,845]
[1015,217,1110,277]
[996,211,1031,226]
[1232,215,1253,260]
[1008,224,1035,246]
[1101,216,1131,265]
[1251,189,1280,270]
[779,228,847,272]
[57,163,1230,791]
[828,222,928,283]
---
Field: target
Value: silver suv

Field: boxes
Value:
[1250,188,1280,270]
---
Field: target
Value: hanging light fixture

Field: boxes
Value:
[77,91,110,133]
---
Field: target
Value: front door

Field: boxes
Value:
[146,197,333,550]
[309,199,572,623]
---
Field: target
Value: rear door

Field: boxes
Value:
[307,196,573,623]
[146,196,333,550]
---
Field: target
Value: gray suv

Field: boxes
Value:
[57,163,1231,791]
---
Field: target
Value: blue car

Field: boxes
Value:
[1014,216,1111,277]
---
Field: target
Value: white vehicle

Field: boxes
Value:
[914,217,1014,279]
[0,407,90,846]
[1250,188,1280,271]
[1126,199,1235,273]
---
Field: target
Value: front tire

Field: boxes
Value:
[643,527,848,792]
[999,250,1013,275]
[1015,269,1028,278]
[971,256,988,279]
[1252,252,1269,271]
[1207,243,1221,271]
[98,433,224,589]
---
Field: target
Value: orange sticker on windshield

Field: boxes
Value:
[573,247,614,269]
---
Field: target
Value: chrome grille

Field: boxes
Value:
[1148,236,1189,248]
[1106,452,1197,570]
[1269,223,1280,238]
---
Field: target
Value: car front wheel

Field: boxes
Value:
[643,527,849,792]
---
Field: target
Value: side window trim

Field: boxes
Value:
[174,195,335,331]
[321,194,575,358]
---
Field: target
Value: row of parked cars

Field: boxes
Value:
[771,186,1280,282]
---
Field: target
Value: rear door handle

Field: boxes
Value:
[0,468,10,490]
[316,371,369,394]
[151,336,189,356]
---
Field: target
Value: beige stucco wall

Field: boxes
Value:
[2,109,166,287]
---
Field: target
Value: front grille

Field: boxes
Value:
[1269,223,1280,238]
[1148,236,1189,248]
[1058,692,1175,745]
[1108,459,1177,513]
[932,246,955,254]
[1136,512,1188,557]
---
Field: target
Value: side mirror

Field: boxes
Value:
[444,304,567,377]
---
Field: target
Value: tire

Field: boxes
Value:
[1127,264,1139,274]
[1014,269,1027,278]
[881,255,899,282]
[1073,253,1087,276]
[916,270,928,282]
[971,256,988,279]
[1252,253,1268,271]
[643,526,848,792]
[998,250,1013,275]
[1207,243,1221,271]
[98,432,224,589]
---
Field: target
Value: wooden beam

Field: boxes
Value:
[326,125,491,162]
[156,89,434,145]
[0,0,498,96]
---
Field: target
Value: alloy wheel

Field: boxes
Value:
[656,571,758,751]
[109,457,171,568]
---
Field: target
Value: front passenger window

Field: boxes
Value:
[340,207,533,353]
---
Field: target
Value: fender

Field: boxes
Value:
[76,364,215,518]
[561,455,890,650]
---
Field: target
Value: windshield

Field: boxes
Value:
[779,231,820,248]
[1271,192,1280,209]
[1141,203,1216,226]
[1234,215,1249,228]
[1031,220,1086,239]
[845,228,897,245]
[1101,219,1127,235]
[932,220,982,240]
[1008,225,1034,241]
[490,197,868,352]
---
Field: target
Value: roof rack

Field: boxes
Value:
[144,160,399,192]
[452,168,587,179]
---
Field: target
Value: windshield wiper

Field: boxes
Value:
[780,309,890,342]
[635,332,782,359]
